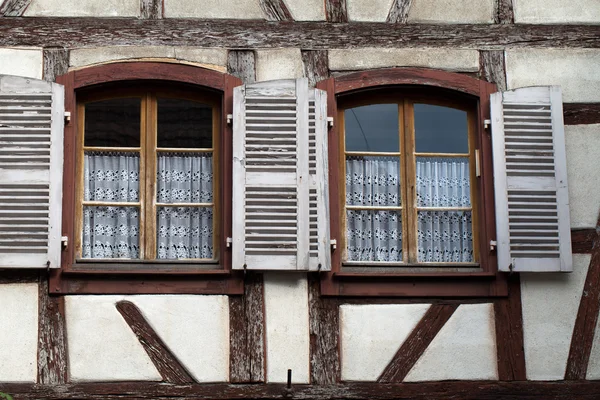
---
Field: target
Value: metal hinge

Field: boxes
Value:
[226,237,233,248]
[484,119,491,129]
[61,236,69,249]
[64,111,71,123]
[227,114,233,125]
[327,117,334,128]
[489,240,497,251]
[330,239,337,250]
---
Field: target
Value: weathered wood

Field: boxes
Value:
[566,213,600,379]
[494,274,526,380]
[572,228,597,254]
[378,304,458,383]
[325,0,348,23]
[563,103,600,125]
[301,50,329,88]
[229,272,265,383]
[308,274,340,384]
[43,48,69,82]
[0,19,599,49]
[479,50,507,91]
[386,0,412,23]
[0,0,30,16]
[495,0,515,24]
[259,0,293,21]
[227,50,256,84]
[0,270,38,283]
[115,300,195,384]
[140,0,162,19]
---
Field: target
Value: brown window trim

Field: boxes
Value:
[52,62,244,295]
[316,68,508,297]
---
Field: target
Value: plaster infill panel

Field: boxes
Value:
[404,303,498,381]
[407,0,494,23]
[521,254,591,380]
[0,48,43,80]
[285,0,326,21]
[24,0,139,17]
[340,304,430,381]
[164,0,264,19]
[506,49,600,103]
[347,0,394,22]
[256,49,304,82]
[0,283,39,383]
[514,0,600,24]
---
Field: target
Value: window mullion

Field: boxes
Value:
[403,100,417,264]
[143,93,157,260]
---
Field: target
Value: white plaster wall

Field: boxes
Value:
[164,0,264,19]
[256,49,304,82]
[0,283,39,383]
[404,304,498,381]
[521,254,591,380]
[263,273,310,383]
[347,0,394,22]
[587,303,600,380]
[329,48,480,72]
[514,0,600,24]
[340,304,430,381]
[407,0,494,23]
[506,49,600,103]
[565,124,600,229]
[0,48,43,80]
[24,0,139,17]
[285,0,325,21]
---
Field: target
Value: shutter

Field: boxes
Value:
[232,78,330,271]
[0,75,64,269]
[491,86,572,272]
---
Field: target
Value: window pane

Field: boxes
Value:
[345,104,399,152]
[85,98,140,147]
[417,211,473,262]
[157,153,213,203]
[82,206,139,259]
[346,210,402,261]
[84,151,139,202]
[416,157,471,207]
[157,98,213,148]
[414,104,468,153]
[157,207,213,259]
[346,155,401,206]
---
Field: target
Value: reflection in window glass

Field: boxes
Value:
[85,98,141,147]
[345,104,399,152]
[414,104,468,153]
[157,98,212,148]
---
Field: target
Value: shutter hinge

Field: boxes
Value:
[327,117,334,128]
[64,111,71,123]
[226,237,232,248]
[227,114,233,125]
[484,119,491,129]
[489,240,497,251]
[330,239,337,250]
[61,236,68,250]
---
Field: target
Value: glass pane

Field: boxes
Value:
[345,104,399,152]
[82,206,139,259]
[85,98,140,147]
[157,206,213,259]
[414,104,468,153]
[346,155,400,206]
[84,151,140,202]
[346,210,402,262]
[416,156,471,207]
[417,211,473,262]
[157,98,213,148]
[157,153,213,203]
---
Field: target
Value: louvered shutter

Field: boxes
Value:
[491,86,571,272]
[232,78,330,271]
[0,75,64,268]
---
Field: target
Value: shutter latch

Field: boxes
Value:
[227,114,233,125]
[61,236,69,250]
[64,111,71,123]
[489,240,497,251]
[330,239,337,250]
[327,117,334,128]
[226,237,232,248]
[484,119,491,129]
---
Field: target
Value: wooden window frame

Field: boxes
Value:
[51,62,244,295]
[317,68,508,297]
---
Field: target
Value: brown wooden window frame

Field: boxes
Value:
[51,62,244,295]
[317,68,508,297]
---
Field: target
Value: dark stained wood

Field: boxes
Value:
[494,274,526,381]
[308,274,340,384]
[0,270,38,283]
[563,103,600,125]
[0,0,30,16]
[572,228,597,254]
[301,50,329,87]
[495,0,515,24]
[140,0,162,19]
[387,0,412,23]
[566,213,600,380]
[116,300,194,384]
[378,304,458,382]
[227,50,256,84]
[479,50,507,91]
[259,0,293,21]
[43,48,69,82]
[325,0,348,23]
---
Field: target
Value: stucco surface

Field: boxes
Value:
[407,0,494,23]
[24,0,138,17]
[514,0,600,24]
[506,49,600,103]
[404,304,498,381]
[285,0,325,21]
[0,48,43,80]
[329,49,480,72]
[164,0,264,19]
[521,254,591,380]
[0,283,38,382]
[256,49,304,82]
[565,124,600,229]
[347,0,394,22]
[264,273,310,383]
[340,304,430,381]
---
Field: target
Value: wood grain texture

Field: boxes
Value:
[387,0,412,23]
[479,50,507,91]
[0,0,30,16]
[566,213,600,380]
[301,50,329,88]
[494,274,526,381]
[378,304,458,383]
[43,48,69,82]
[115,300,194,384]
[325,0,348,22]
[495,0,515,24]
[259,0,293,21]
[140,0,162,19]
[563,104,600,125]
[572,228,597,254]
[227,50,256,84]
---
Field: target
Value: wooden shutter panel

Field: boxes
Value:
[0,75,64,268]
[232,78,330,271]
[491,86,572,272]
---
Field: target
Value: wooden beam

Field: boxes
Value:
[572,228,597,254]
[140,0,162,19]
[479,50,506,91]
[0,0,30,16]
[495,0,515,24]
[115,300,195,384]
[259,0,294,21]
[563,103,600,125]
[325,0,348,23]
[301,50,329,87]
[43,48,69,82]
[387,0,413,24]
[227,50,256,84]
[378,304,458,383]
[0,270,38,283]
[0,19,599,49]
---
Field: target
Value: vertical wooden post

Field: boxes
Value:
[301,50,329,88]
[227,50,256,85]
[43,48,69,82]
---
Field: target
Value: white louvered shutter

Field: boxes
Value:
[0,75,64,268]
[491,86,572,272]
[232,78,330,271]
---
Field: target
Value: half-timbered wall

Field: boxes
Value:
[0,0,599,398]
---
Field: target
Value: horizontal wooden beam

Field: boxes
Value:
[564,103,600,125]
[0,18,598,49]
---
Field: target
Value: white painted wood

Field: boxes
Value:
[232,85,246,270]
[296,78,310,270]
[48,82,65,269]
